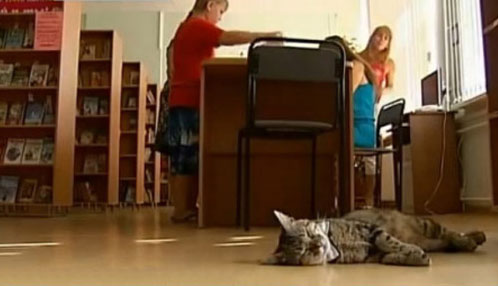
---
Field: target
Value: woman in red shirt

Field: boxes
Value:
[359,26,395,102]
[164,0,281,222]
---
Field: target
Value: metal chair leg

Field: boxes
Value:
[374,154,382,207]
[311,136,317,218]
[244,136,251,231]
[236,132,243,226]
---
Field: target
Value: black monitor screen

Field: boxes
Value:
[421,70,439,106]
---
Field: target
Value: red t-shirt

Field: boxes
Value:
[170,17,224,108]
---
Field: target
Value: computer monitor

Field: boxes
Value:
[421,69,440,106]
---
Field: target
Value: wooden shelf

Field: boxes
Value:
[78,86,111,91]
[75,173,108,177]
[79,58,112,63]
[0,124,56,129]
[120,154,137,158]
[0,49,60,54]
[145,162,155,165]
[121,130,137,134]
[0,86,58,91]
[122,108,138,112]
[0,163,53,168]
[75,144,108,148]
[120,177,136,181]
[122,85,139,89]
[76,115,109,119]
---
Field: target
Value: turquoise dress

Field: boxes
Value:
[354,84,376,148]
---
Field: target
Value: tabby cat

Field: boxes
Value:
[264,209,486,266]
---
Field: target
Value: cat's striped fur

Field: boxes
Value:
[264,209,486,266]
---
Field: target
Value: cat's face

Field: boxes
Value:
[263,211,340,266]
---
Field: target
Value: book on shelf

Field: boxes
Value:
[21,139,43,164]
[0,28,6,49]
[97,154,106,173]
[4,25,24,49]
[79,130,95,145]
[0,101,7,125]
[0,176,19,204]
[125,185,136,203]
[80,42,96,60]
[0,63,14,87]
[29,63,49,87]
[46,66,58,87]
[145,188,153,204]
[126,96,137,108]
[17,178,37,203]
[23,22,34,49]
[4,138,25,164]
[83,154,99,174]
[129,71,139,85]
[0,139,6,162]
[82,96,99,116]
[145,147,152,162]
[24,101,45,125]
[40,138,54,164]
[6,102,25,125]
[90,71,103,87]
[34,185,52,204]
[42,96,54,124]
[147,109,155,124]
[145,168,153,183]
[77,181,96,203]
[95,133,108,145]
[146,90,156,105]
[147,128,155,144]
[102,40,111,59]
[11,64,30,86]
[98,98,109,115]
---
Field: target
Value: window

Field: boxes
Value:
[445,0,487,105]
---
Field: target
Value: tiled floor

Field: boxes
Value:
[0,208,497,286]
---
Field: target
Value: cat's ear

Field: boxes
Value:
[274,210,294,232]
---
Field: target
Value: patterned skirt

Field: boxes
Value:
[165,107,199,175]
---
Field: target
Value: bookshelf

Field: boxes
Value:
[145,84,161,205]
[119,62,147,205]
[0,2,81,211]
[74,30,122,206]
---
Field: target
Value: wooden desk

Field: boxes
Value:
[402,111,462,214]
[198,58,354,227]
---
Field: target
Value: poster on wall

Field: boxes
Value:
[34,11,63,51]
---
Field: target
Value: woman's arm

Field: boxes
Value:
[219,31,281,46]
[385,58,395,89]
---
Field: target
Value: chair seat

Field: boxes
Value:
[354,147,396,156]
[254,120,333,132]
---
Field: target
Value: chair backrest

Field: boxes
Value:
[376,98,406,146]
[246,37,346,128]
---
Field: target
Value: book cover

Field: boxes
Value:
[95,133,108,145]
[80,42,96,60]
[82,96,99,116]
[34,12,63,51]
[146,90,156,105]
[83,154,99,174]
[98,98,109,115]
[79,130,95,145]
[7,102,25,125]
[47,66,58,86]
[0,101,8,125]
[97,154,106,172]
[23,22,34,49]
[4,26,25,49]
[129,71,139,85]
[78,181,96,203]
[40,138,54,164]
[0,63,14,86]
[42,95,55,124]
[24,101,45,125]
[0,139,7,162]
[34,185,52,204]
[17,178,38,203]
[90,71,102,87]
[0,176,20,204]
[22,139,43,164]
[29,63,49,87]
[145,169,153,183]
[127,97,137,108]
[125,186,136,203]
[4,139,25,164]
[0,28,6,49]
[145,147,152,162]
[11,65,30,86]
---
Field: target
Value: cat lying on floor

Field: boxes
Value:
[264,209,486,266]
